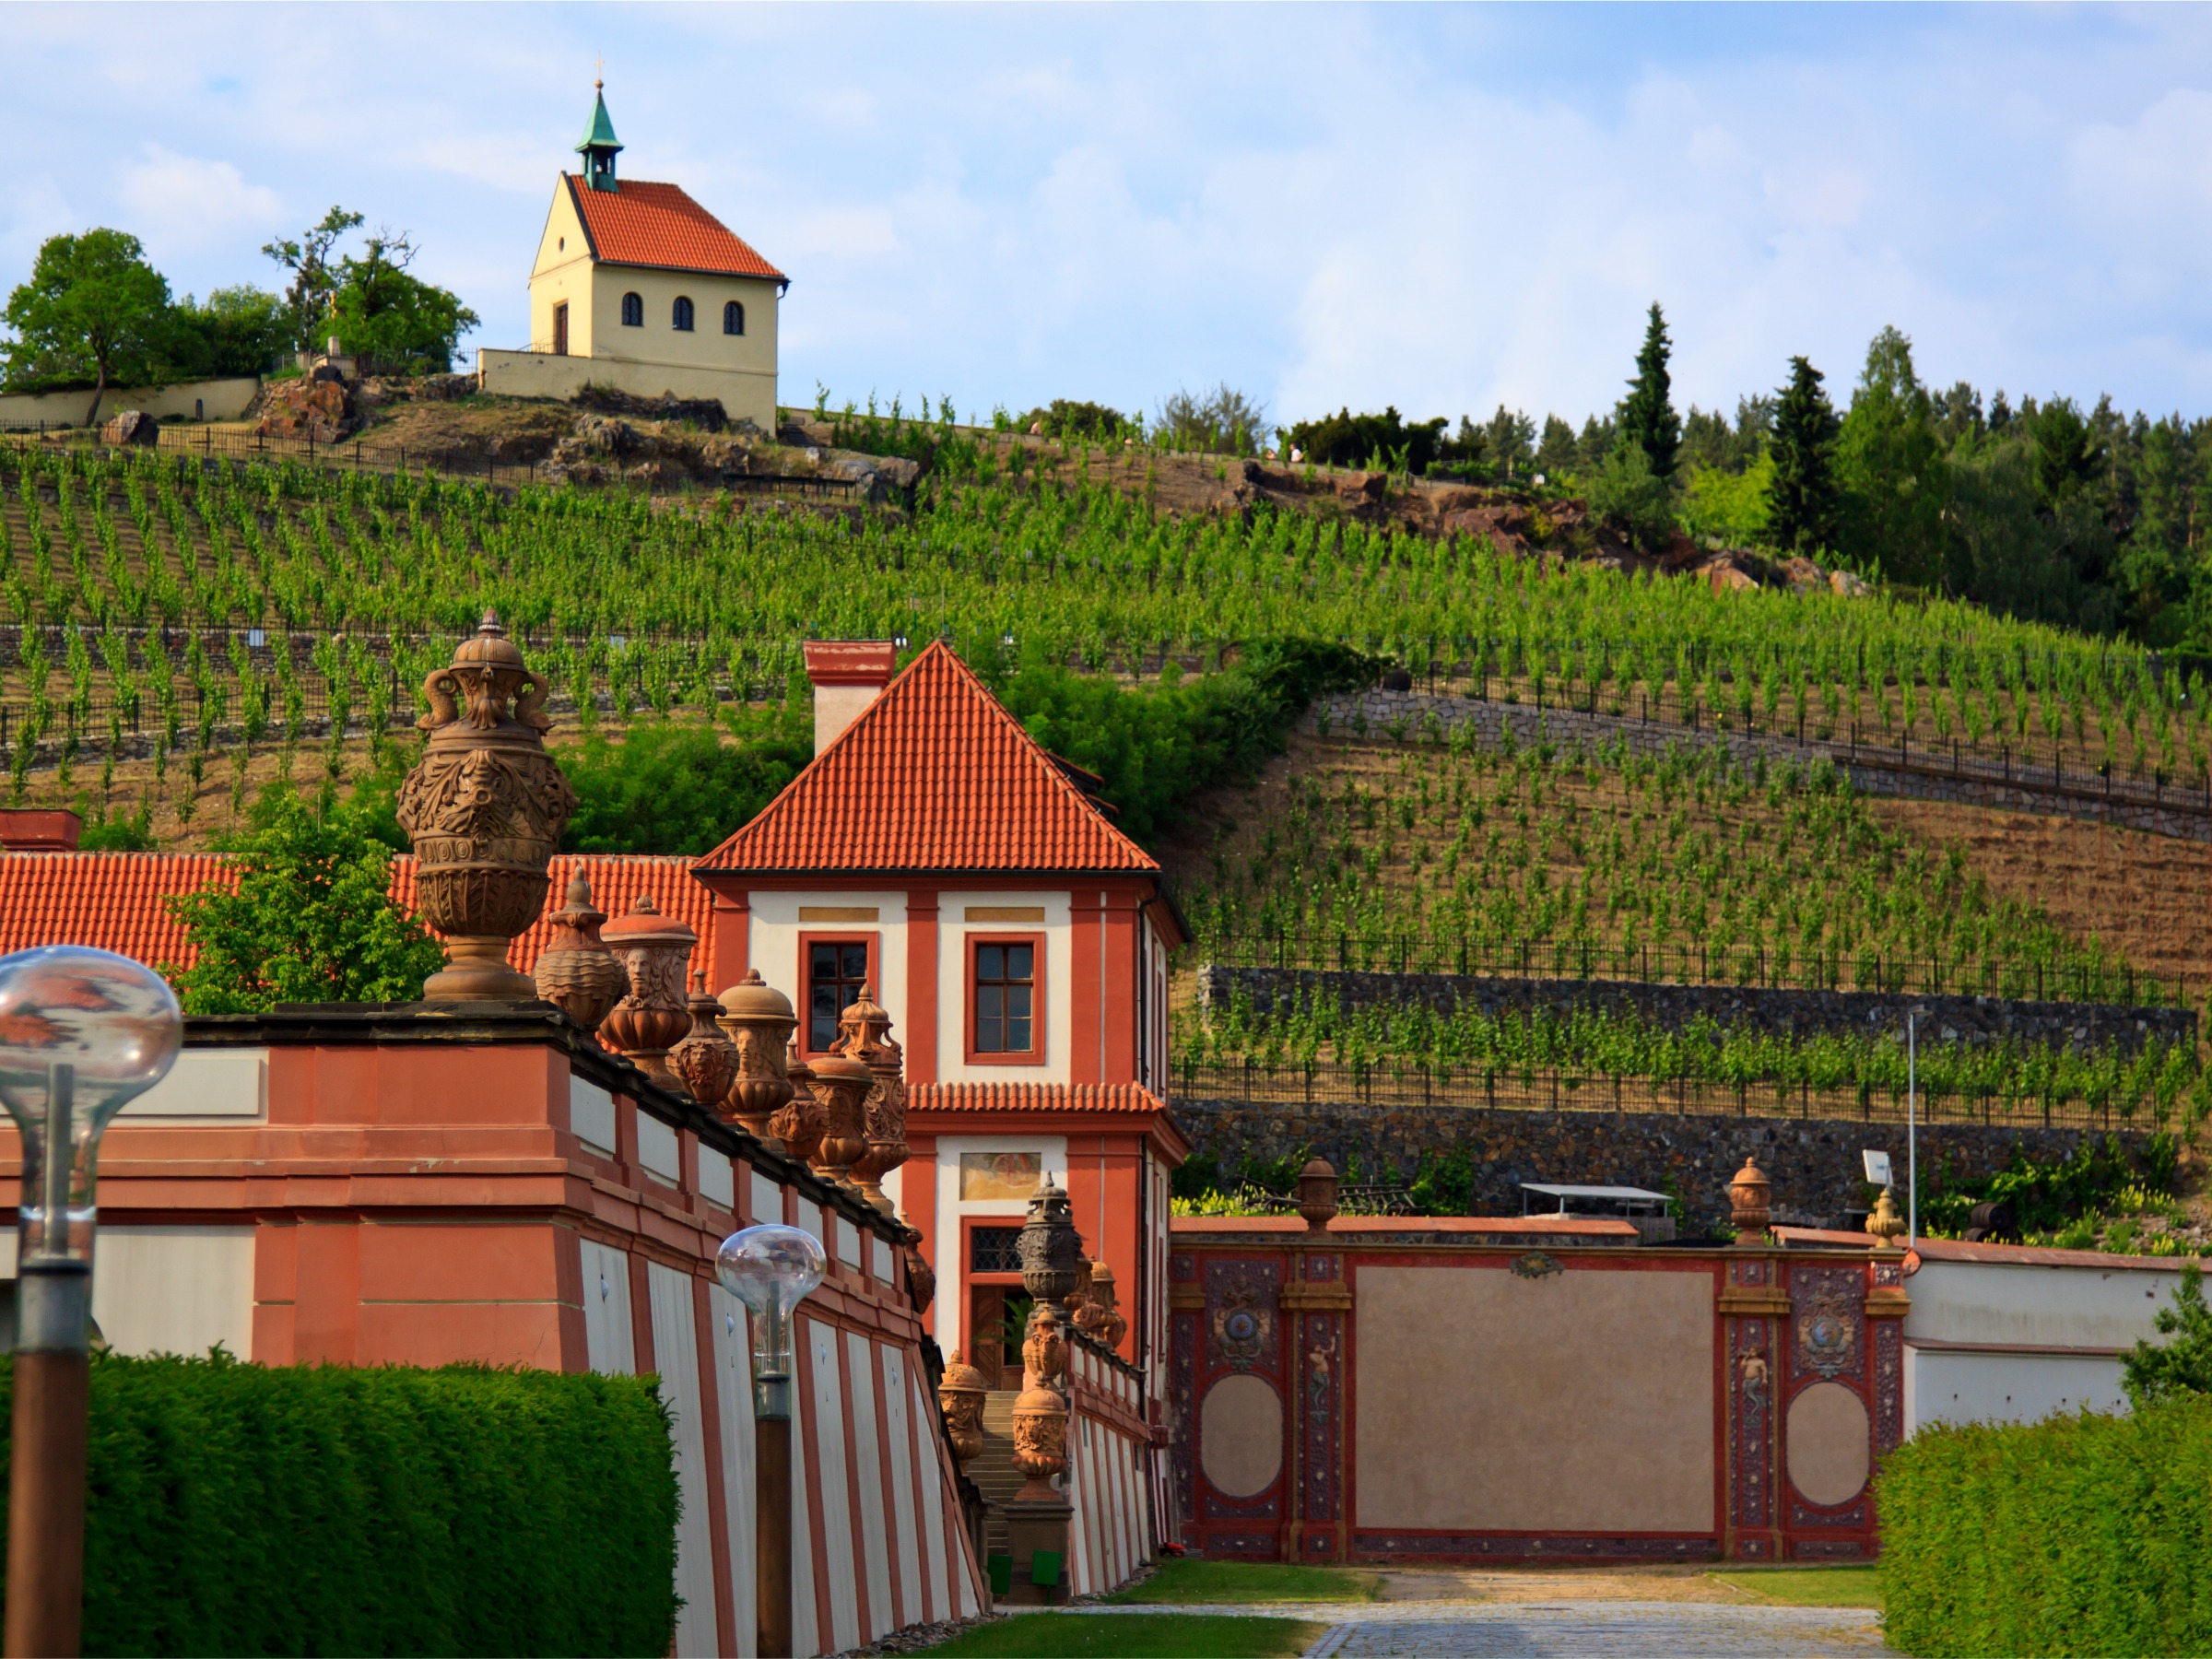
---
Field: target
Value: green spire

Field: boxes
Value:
[576,81,622,192]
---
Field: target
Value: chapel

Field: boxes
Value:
[477,84,787,428]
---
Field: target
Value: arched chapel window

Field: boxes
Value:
[672,296,695,332]
[620,292,642,327]
[724,300,745,336]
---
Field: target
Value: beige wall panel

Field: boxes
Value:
[1784,1381,1871,1506]
[1354,1265,1715,1532]
[1200,1371,1285,1499]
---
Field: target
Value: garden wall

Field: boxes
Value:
[1195,965,2195,1055]
[1171,1095,2144,1230]
[0,375,260,427]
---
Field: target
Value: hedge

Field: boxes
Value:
[1879,1396,2212,1656]
[0,1351,678,1656]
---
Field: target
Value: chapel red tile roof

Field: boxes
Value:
[566,175,786,281]
[0,852,715,982]
[909,1082,1167,1115]
[700,642,1159,876]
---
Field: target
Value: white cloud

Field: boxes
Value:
[115,145,281,253]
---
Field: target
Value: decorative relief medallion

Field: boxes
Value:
[1791,1265,1865,1381]
[1204,1260,1279,1373]
[1511,1251,1562,1280]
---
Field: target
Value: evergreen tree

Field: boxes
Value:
[1767,356,1843,555]
[1836,325,1947,587]
[2124,1264,2212,1408]
[1618,302,1682,481]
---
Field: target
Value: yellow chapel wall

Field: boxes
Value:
[528,183,598,357]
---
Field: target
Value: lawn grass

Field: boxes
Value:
[923,1612,1330,1656]
[1104,1559,1383,1605]
[1709,1566,1884,1607]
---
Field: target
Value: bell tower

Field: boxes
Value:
[576,80,622,193]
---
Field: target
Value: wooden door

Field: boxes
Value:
[551,302,569,357]
[969,1284,1004,1382]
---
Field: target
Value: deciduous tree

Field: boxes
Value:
[1,229,173,425]
[1837,325,1947,586]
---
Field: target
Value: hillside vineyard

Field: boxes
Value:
[0,444,2205,793]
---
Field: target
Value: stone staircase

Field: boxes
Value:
[971,1390,1025,1564]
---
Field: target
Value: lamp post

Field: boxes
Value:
[0,947,182,1659]
[716,1223,826,1659]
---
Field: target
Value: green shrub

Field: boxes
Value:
[0,1351,678,1656]
[559,703,813,856]
[1878,1395,2212,1656]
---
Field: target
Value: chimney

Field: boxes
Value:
[804,641,899,757]
[0,809,82,853]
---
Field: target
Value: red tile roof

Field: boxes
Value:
[910,1082,1167,1115]
[566,175,785,281]
[700,642,1159,876]
[0,852,714,982]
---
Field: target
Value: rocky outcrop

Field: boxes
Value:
[100,410,158,447]
[573,384,728,431]
[256,379,357,442]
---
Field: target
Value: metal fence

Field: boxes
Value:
[1171,1057,2160,1133]
[1187,930,2190,1008]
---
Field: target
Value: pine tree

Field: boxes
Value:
[1767,356,1843,555]
[1618,302,1682,481]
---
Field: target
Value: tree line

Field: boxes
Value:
[1299,306,2212,650]
[1,208,478,424]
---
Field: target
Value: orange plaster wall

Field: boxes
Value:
[1070,891,1102,1086]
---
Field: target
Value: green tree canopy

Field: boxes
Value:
[559,711,813,856]
[263,210,478,371]
[161,789,445,1013]
[1836,324,1947,586]
[1767,355,1843,555]
[171,286,290,380]
[1618,301,1682,482]
[1587,433,1675,551]
[2124,1262,2212,1409]
[262,206,365,353]
[1,229,173,424]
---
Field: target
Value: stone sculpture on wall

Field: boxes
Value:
[832,984,909,1215]
[531,871,628,1030]
[938,1351,988,1469]
[398,613,576,1001]
[598,895,696,1083]
[716,970,796,1144]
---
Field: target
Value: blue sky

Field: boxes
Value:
[10,4,2212,433]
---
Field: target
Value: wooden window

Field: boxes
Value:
[620,291,643,327]
[800,933,877,1054]
[724,300,745,336]
[966,933,1044,1064]
[672,295,695,332]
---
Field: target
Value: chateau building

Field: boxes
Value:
[478,85,786,427]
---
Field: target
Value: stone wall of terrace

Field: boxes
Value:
[1308,689,2212,842]
[1173,1094,2152,1233]
[1194,965,2197,1055]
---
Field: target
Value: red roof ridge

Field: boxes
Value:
[910,1081,1167,1114]
[700,641,1159,875]
[561,174,786,283]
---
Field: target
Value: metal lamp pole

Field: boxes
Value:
[0,948,182,1659]
[1907,1011,1918,1249]
[717,1223,826,1659]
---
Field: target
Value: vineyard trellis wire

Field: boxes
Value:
[1188,928,2189,1008]
[1172,1057,2174,1134]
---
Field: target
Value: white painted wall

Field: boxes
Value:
[120,1048,266,1120]
[0,375,259,427]
[1902,1253,2188,1434]
[90,1225,254,1359]
[747,891,908,1050]
[581,1238,636,1375]
[650,1263,722,1659]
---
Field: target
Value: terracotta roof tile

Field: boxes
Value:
[0,852,714,982]
[701,642,1158,875]
[567,176,785,281]
[909,1082,1166,1115]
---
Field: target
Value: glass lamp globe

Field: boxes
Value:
[716,1223,825,1412]
[0,947,182,1265]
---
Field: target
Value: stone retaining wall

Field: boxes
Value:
[1195,965,2196,1054]
[1311,690,2212,841]
[1173,1095,2152,1232]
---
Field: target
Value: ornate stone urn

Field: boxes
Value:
[1866,1186,1907,1246]
[937,1351,988,1470]
[1730,1156,1773,1245]
[531,870,629,1030]
[1011,1307,1071,1499]
[669,970,738,1107]
[833,985,909,1216]
[599,895,695,1082]
[1018,1179,1086,1329]
[1075,1261,1126,1350]
[716,970,796,1142]
[397,613,577,1002]
[806,1053,873,1188]
[771,1041,824,1168]
[904,1243,936,1314]
[1298,1158,1340,1232]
